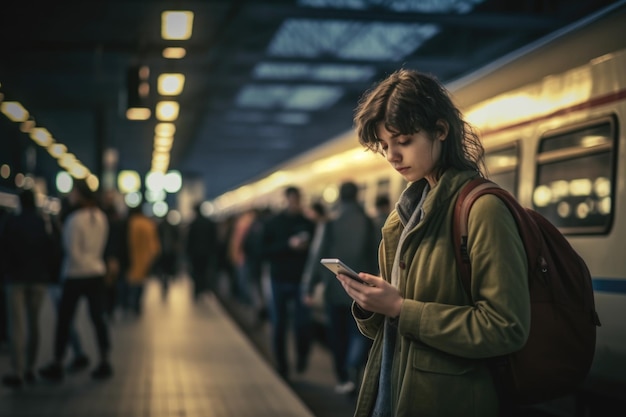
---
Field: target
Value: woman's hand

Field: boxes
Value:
[337,272,403,318]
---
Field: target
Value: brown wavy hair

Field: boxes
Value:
[353,69,485,180]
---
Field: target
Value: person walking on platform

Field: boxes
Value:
[39,179,114,381]
[303,182,379,396]
[185,203,218,301]
[261,186,316,379]
[301,202,330,327]
[228,208,257,305]
[123,205,161,315]
[335,69,530,416]
[0,189,54,388]
[242,207,272,323]
[101,191,126,319]
[44,196,92,374]
[156,210,181,300]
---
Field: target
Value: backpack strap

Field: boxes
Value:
[452,177,544,299]
[452,177,500,296]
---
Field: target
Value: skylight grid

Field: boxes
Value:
[312,64,376,81]
[253,63,311,79]
[275,112,310,125]
[286,86,344,110]
[253,62,375,82]
[342,23,439,60]
[236,85,343,111]
[267,20,439,61]
[236,85,292,109]
[226,111,268,124]
[298,0,485,13]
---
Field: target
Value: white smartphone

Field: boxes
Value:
[320,258,367,284]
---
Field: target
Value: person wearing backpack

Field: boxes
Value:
[335,69,531,417]
[303,182,379,396]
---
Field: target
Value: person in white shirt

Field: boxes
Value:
[39,179,113,381]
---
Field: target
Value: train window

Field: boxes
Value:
[534,117,616,235]
[485,145,519,198]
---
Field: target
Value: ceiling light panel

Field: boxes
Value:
[267,19,439,61]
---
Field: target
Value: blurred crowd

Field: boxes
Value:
[0,180,390,397]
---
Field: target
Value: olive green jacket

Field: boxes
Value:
[353,169,530,417]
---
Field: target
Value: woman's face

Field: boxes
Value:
[376,122,444,187]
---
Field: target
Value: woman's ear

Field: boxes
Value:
[436,119,449,141]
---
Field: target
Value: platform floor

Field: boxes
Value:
[0,277,318,417]
[2,273,621,417]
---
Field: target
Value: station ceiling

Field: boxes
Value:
[0,0,621,200]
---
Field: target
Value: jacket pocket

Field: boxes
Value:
[411,345,477,375]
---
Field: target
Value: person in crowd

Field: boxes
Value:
[242,207,272,323]
[101,191,126,319]
[304,182,379,396]
[261,186,316,379]
[300,202,330,342]
[335,69,530,416]
[48,198,90,373]
[45,196,91,373]
[0,189,53,388]
[39,179,114,381]
[123,205,161,316]
[185,202,218,301]
[156,210,181,301]
[228,208,257,305]
[373,194,391,242]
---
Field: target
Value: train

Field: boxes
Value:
[210,2,626,413]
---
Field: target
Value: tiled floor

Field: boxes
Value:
[0,277,315,417]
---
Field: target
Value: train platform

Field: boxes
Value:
[0,277,320,417]
[5,272,619,417]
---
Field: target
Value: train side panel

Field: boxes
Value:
[472,49,626,386]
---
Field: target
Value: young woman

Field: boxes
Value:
[39,179,113,381]
[336,69,530,416]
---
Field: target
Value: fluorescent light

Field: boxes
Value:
[68,163,89,179]
[161,11,194,40]
[58,153,77,169]
[158,73,185,96]
[1,101,29,122]
[126,107,151,120]
[86,174,99,191]
[118,170,141,194]
[152,151,170,162]
[156,101,179,121]
[155,123,176,136]
[162,47,186,59]
[154,137,173,150]
[163,170,182,193]
[48,143,67,158]
[29,127,53,146]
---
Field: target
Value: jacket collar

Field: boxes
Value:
[387,168,479,230]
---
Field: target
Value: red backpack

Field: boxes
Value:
[452,177,601,405]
